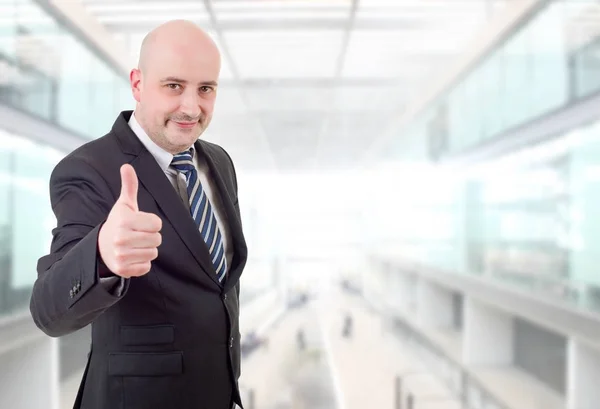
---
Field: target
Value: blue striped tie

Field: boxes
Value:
[171,149,227,282]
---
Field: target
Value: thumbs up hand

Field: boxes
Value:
[98,164,162,278]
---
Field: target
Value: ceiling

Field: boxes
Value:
[80,0,511,172]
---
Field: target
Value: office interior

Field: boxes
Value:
[1,0,600,408]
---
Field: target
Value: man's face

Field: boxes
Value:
[131,40,220,154]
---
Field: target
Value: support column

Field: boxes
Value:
[416,279,454,328]
[567,338,600,409]
[463,296,514,365]
[388,269,413,315]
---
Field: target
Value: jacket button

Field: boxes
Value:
[223,294,227,301]
[69,289,74,298]
[230,337,233,348]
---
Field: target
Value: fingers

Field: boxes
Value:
[118,262,153,278]
[118,164,139,212]
[97,164,164,279]
[114,248,159,266]
[123,211,162,233]
[114,230,162,249]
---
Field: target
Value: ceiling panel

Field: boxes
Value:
[243,86,333,111]
[332,85,407,111]
[76,0,513,172]
[85,2,208,14]
[83,1,210,26]
[356,0,488,20]
[341,30,471,78]
[212,0,352,11]
[224,30,345,78]
[216,9,350,21]
[113,29,235,79]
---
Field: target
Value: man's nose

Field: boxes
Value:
[180,92,201,119]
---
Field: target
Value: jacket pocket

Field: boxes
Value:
[108,351,183,376]
[108,352,184,409]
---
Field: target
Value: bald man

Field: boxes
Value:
[29,20,248,409]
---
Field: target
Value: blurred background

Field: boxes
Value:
[2,0,600,408]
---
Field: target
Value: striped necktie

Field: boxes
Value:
[171,149,227,283]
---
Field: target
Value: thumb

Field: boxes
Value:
[118,164,138,211]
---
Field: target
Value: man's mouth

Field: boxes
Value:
[172,120,198,129]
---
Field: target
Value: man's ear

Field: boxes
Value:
[130,68,142,103]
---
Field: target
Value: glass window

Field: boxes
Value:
[448,82,466,153]
[567,122,600,297]
[514,317,567,394]
[14,0,61,121]
[0,0,130,138]
[501,23,532,130]
[529,0,569,114]
[115,75,133,112]
[12,140,61,290]
[0,0,16,58]
[464,65,484,146]
[565,0,600,99]
[572,39,600,99]
[471,159,569,293]
[396,0,578,158]
[89,55,117,136]
[55,31,92,136]
[0,129,12,314]
[0,128,64,317]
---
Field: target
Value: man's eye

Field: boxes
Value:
[167,84,181,90]
[200,86,213,93]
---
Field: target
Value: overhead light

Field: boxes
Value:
[214,0,352,11]
[359,0,483,9]
[217,11,350,20]
[86,3,207,13]
[97,13,210,23]
[356,9,484,20]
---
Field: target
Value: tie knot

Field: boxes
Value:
[171,149,194,172]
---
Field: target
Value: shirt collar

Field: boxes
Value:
[128,112,175,172]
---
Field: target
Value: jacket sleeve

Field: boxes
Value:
[30,155,130,337]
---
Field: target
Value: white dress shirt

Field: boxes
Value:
[128,112,234,275]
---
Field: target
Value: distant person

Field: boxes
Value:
[342,313,353,338]
[29,20,247,409]
[297,328,306,350]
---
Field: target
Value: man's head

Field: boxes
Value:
[130,20,221,154]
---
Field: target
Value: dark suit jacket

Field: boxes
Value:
[29,110,248,409]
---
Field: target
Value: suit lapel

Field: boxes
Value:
[131,151,222,288]
[195,141,247,292]
[112,111,246,290]
[111,111,220,287]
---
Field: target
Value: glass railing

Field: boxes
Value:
[384,0,600,161]
[390,313,511,409]
[371,116,600,317]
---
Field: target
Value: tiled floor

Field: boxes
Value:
[239,303,329,409]
[319,289,460,409]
